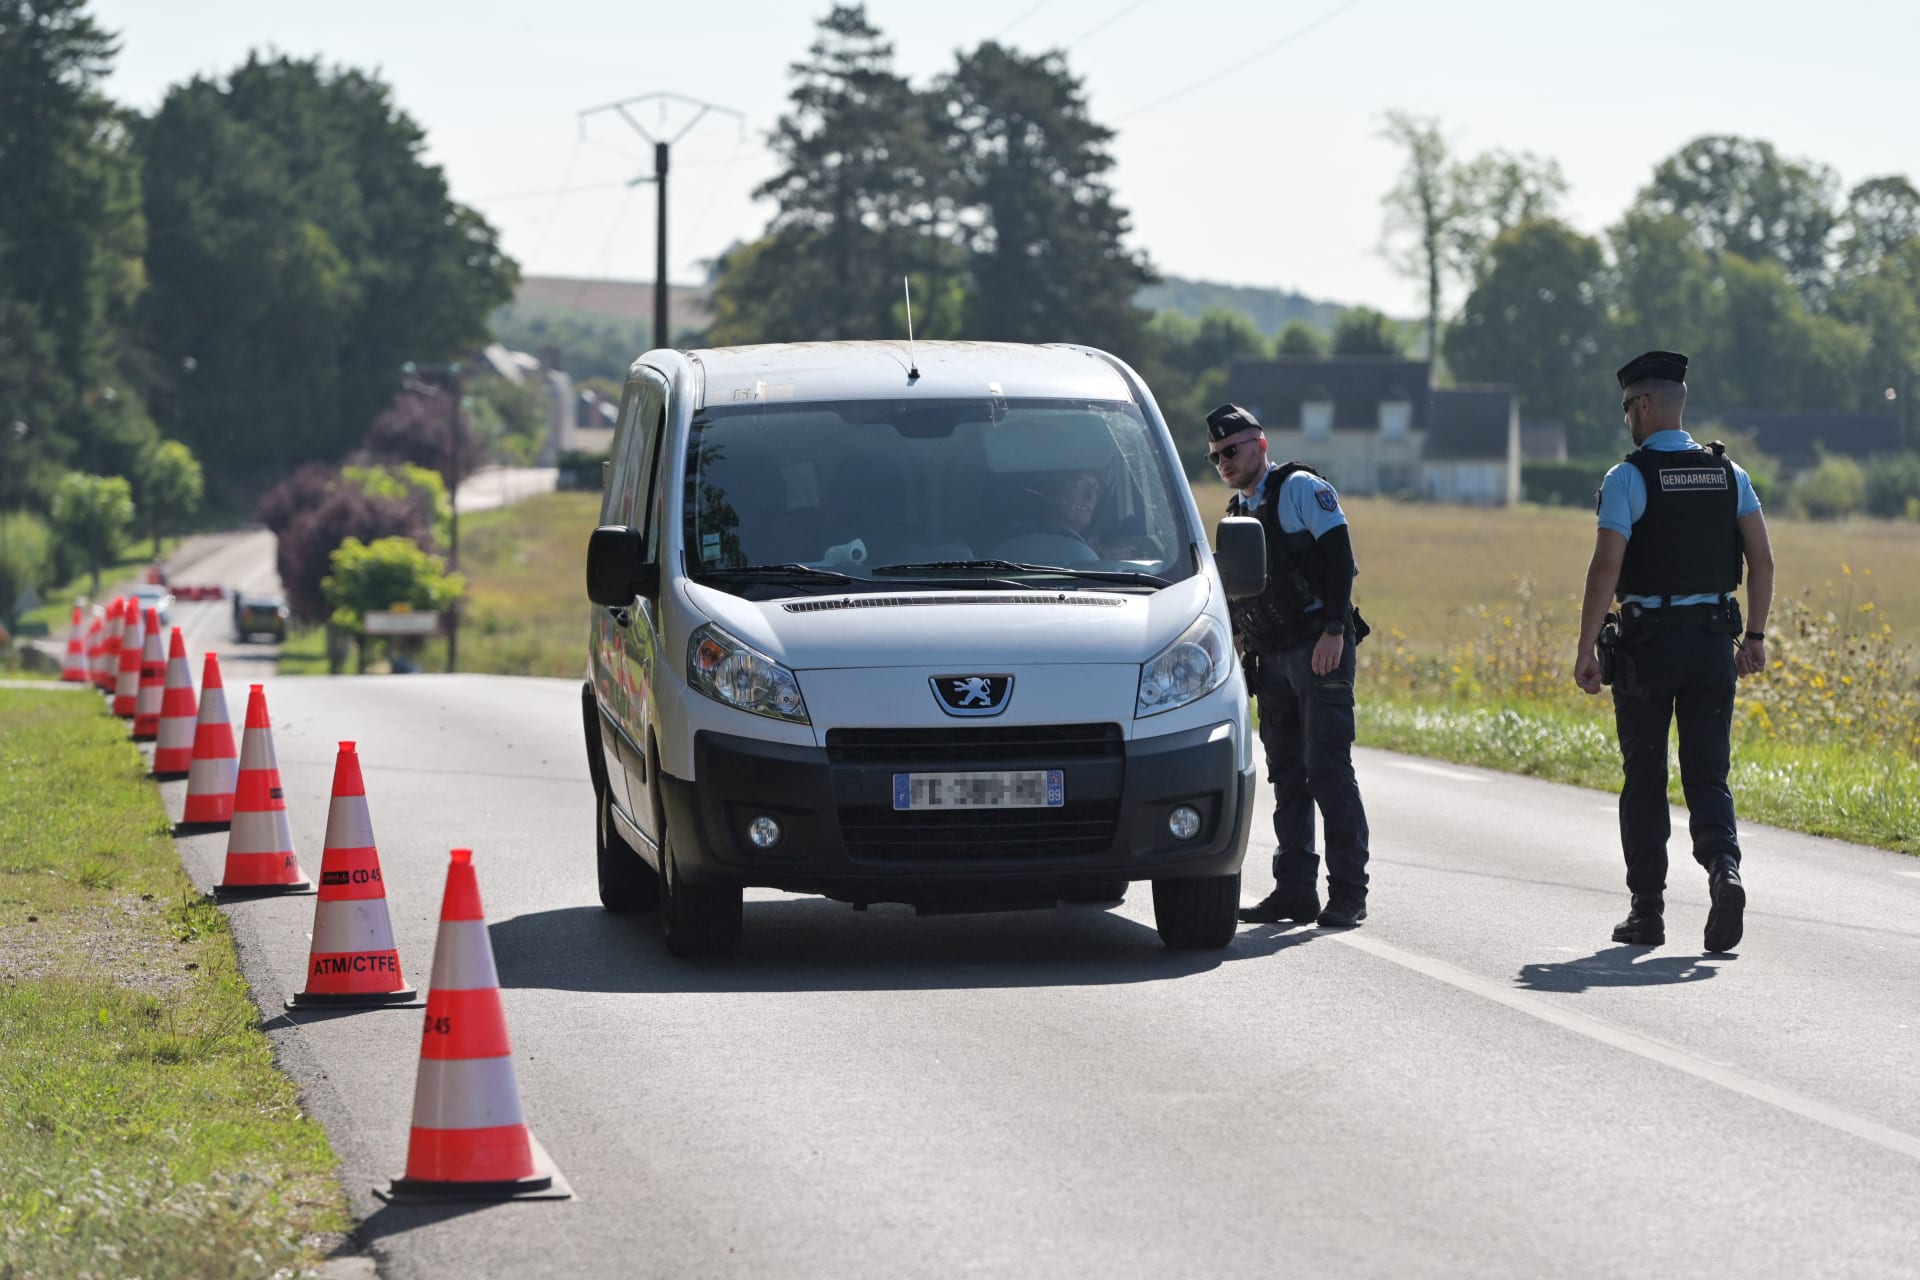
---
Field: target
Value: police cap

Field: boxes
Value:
[1206,403,1264,443]
[1616,350,1688,388]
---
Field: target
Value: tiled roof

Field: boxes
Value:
[1427,387,1515,460]
[1227,356,1433,431]
[1686,408,1907,468]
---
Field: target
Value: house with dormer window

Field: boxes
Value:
[1226,356,1521,505]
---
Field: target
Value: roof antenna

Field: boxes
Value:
[902,275,920,382]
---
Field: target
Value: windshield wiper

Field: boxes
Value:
[874,559,1172,587]
[700,563,859,583]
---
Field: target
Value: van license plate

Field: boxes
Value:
[893,770,1064,810]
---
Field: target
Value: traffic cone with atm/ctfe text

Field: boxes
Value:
[288,741,420,1009]
[213,684,312,898]
[131,609,166,741]
[112,602,145,718]
[376,848,569,1203]
[181,652,238,826]
[152,628,198,778]
[60,606,87,682]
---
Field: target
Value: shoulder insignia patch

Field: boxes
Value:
[1315,487,1340,513]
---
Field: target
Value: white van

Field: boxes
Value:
[584,341,1267,956]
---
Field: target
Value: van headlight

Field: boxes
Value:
[1137,614,1231,717]
[688,623,810,724]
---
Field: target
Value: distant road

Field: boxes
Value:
[457,465,557,513]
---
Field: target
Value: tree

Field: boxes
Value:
[717,5,946,343]
[0,507,50,629]
[1450,149,1569,284]
[136,54,516,484]
[938,41,1153,354]
[274,483,434,624]
[47,470,132,596]
[1837,176,1920,283]
[360,385,485,491]
[1445,220,1610,451]
[134,438,203,555]
[1790,452,1865,519]
[1378,111,1458,360]
[1274,320,1326,356]
[0,0,155,504]
[321,534,465,669]
[1607,209,1728,366]
[1861,451,1920,518]
[1638,135,1839,301]
[1713,254,1867,409]
[1331,307,1406,356]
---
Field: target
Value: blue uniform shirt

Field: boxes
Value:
[1596,429,1760,607]
[1242,464,1353,611]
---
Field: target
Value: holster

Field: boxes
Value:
[1597,612,1621,687]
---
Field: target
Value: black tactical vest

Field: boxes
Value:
[1615,442,1743,599]
[1227,462,1328,651]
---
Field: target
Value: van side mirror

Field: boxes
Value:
[587,525,658,605]
[1213,517,1267,600]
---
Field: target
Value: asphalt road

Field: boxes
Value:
[151,673,1920,1279]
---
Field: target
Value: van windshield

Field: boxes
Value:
[683,398,1197,596]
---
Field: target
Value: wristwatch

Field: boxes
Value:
[1323,620,1347,636]
[1744,630,1765,642]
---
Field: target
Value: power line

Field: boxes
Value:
[1066,0,1156,49]
[992,0,1056,40]
[476,180,627,203]
[1117,0,1367,120]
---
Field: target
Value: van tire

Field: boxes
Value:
[1151,872,1240,949]
[660,836,741,957]
[597,783,660,912]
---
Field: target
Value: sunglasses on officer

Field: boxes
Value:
[1207,441,1253,466]
[1621,392,1645,416]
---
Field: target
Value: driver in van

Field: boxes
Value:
[1000,467,1152,562]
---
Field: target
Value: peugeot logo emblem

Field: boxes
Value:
[931,674,1012,717]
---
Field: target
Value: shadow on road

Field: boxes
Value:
[351,1197,506,1250]
[489,899,1323,994]
[1514,944,1722,992]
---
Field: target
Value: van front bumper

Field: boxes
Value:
[657,720,1253,904]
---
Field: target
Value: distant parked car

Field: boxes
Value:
[128,582,175,630]
[233,592,289,643]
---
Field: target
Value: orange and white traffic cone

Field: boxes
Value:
[60,605,88,682]
[181,652,238,827]
[287,741,420,1009]
[112,602,145,718]
[84,610,105,689]
[96,597,123,694]
[152,628,198,778]
[131,609,166,741]
[376,848,569,1203]
[214,684,312,898]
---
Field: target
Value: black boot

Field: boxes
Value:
[1611,893,1665,945]
[1315,900,1367,929]
[1238,886,1321,924]
[1704,860,1745,954]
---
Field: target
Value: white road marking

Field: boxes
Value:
[1334,931,1920,1164]
[1389,761,1489,783]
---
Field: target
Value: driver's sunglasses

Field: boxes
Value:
[1207,442,1249,466]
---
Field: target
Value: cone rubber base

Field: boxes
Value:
[286,985,423,1010]
[173,820,232,837]
[153,769,190,781]
[375,1136,572,1203]
[215,879,316,900]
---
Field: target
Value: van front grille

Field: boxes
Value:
[825,723,1122,767]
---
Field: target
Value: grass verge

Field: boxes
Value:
[0,687,348,1278]
[1360,695,1920,856]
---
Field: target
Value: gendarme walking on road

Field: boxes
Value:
[1574,350,1776,954]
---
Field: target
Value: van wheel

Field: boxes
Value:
[660,835,741,957]
[1152,872,1240,949]
[597,782,660,912]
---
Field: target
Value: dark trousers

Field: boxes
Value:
[1611,613,1741,896]
[1252,637,1370,904]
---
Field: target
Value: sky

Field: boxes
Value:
[88,0,1920,318]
